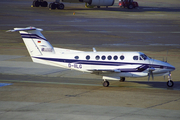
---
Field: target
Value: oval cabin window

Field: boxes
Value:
[120,55,125,60]
[101,55,106,60]
[86,55,90,60]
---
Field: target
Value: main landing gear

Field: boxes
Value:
[102,77,125,87]
[49,0,65,10]
[120,77,125,82]
[32,0,48,7]
[167,72,174,87]
[103,80,110,87]
[32,0,65,10]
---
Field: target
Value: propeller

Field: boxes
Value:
[148,57,155,81]
[148,67,155,81]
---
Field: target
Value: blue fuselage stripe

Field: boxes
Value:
[33,57,174,72]
[34,57,138,66]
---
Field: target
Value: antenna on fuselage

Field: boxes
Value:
[93,47,96,52]
[166,50,168,62]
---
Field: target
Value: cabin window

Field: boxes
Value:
[101,55,106,60]
[95,55,100,60]
[74,56,79,60]
[133,56,138,60]
[113,55,118,60]
[86,55,90,60]
[120,55,125,60]
[107,55,112,60]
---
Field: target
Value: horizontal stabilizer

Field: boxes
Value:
[6,27,42,32]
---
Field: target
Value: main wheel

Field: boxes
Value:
[120,77,125,82]
[57,3,64,10]
[32,0,40,7]
[49,2,57,10]
[103,81,109,87]
[167,80,174,87]
[41,1,48,7]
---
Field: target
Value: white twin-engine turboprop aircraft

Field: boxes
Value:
[7,27,175,87]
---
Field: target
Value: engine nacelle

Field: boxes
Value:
[79,0,115,6]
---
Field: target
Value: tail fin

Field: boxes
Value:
[7,27,55,57]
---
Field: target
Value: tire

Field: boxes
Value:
[167,80,174,87]
[57,3,64,10]
[33,0,40,7]
[103,81,109,87]
[128,4,133,9]
[120,77,125,82]
[41,1,48,7]
[49,3,56,10]
[49,3,52,8]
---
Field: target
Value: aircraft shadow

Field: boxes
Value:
[121,81,180,90]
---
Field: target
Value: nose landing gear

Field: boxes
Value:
[167,72,174,87]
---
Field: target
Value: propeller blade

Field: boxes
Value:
[148,73,150,81]
[151,71,154,80]
[148,58,155,81]
[148,68,154,81]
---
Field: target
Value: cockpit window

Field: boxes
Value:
[133,56,138,60]
[140,54,148,60]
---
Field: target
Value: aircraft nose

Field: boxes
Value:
[171,65,175,71]
[166,62,175,71]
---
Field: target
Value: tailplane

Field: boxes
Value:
[7,27,55,57]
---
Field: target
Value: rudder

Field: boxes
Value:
[7,27,55,57]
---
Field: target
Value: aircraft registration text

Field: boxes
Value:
[68,63,82,69]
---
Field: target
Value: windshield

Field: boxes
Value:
[140,54,148,60]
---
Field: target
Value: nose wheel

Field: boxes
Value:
[167,80,174,87]
[167,72,174,87]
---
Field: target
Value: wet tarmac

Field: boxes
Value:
[0,0,180,119]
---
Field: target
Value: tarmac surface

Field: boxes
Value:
[0,0,180,119]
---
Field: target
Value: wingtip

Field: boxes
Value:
[6,30,14,32]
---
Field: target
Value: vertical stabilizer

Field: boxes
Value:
[7,27,55,57]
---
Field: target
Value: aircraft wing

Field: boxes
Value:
[88,69,121,74]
